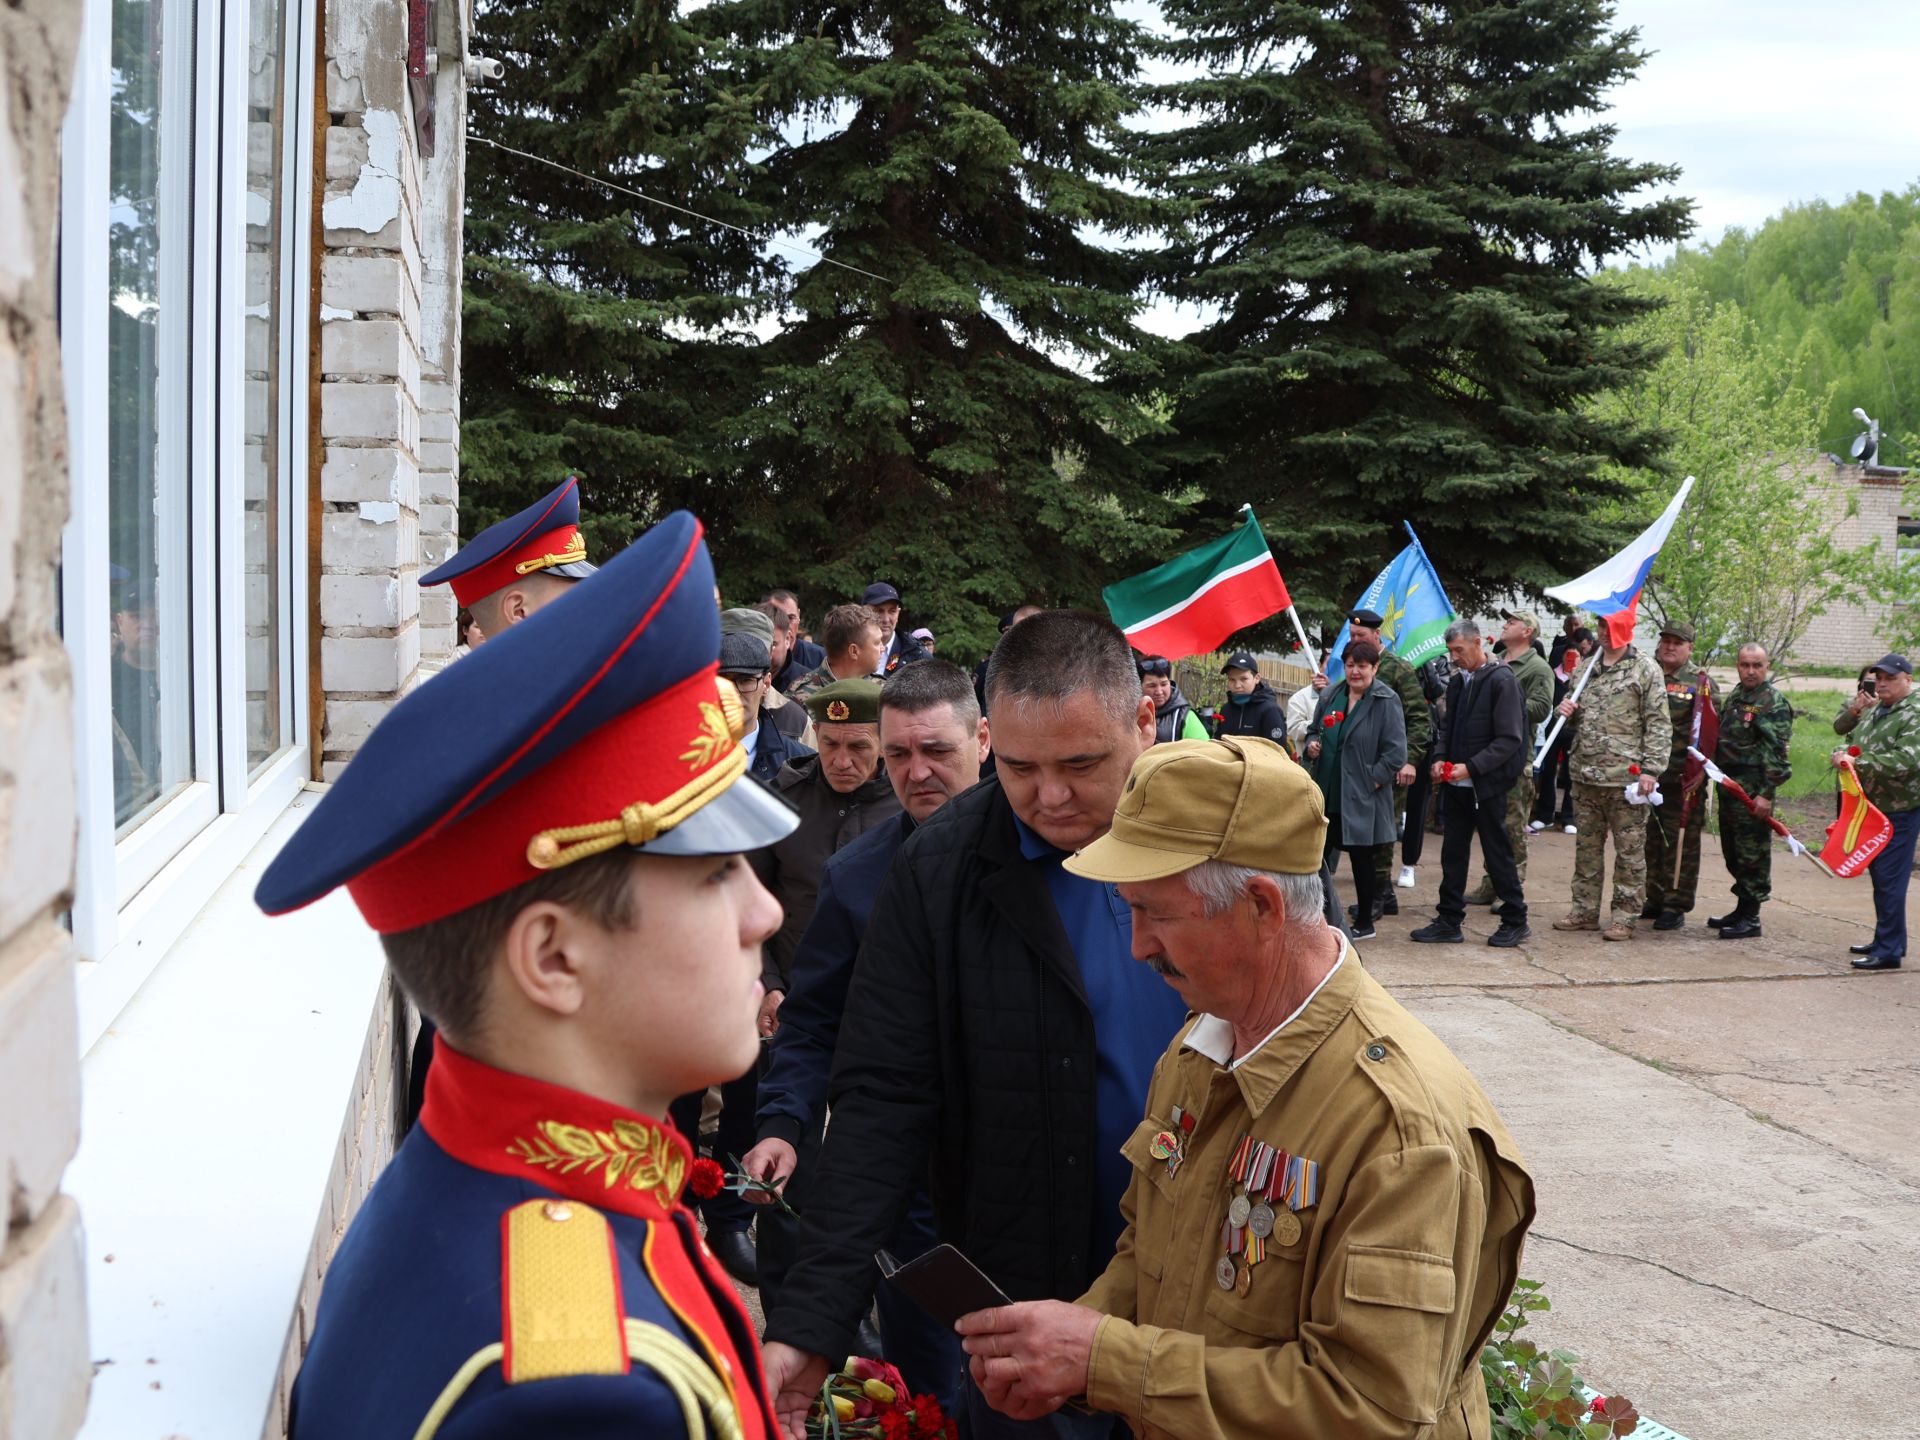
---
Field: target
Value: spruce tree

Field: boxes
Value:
[701,0,1176,656]
[1144,0,1693,618]
[460,0,781,547]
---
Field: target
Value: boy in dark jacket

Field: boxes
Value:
[1215,650,1289,744]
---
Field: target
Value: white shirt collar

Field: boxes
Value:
[1181,947,1348,1070]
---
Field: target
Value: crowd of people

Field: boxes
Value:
[269,481,1916,1440]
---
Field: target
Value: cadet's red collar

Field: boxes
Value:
[420,1038,692,1221]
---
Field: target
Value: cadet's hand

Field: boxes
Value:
[1395,764,1416,786]
[1557,698,1578,719]
[762,1342,828,1440]
[956,1301,1101,1422]
[758,989,784,1038]
[738,1138,797,1203]
[1311,672,1329,692]
[1752,795,1774,818]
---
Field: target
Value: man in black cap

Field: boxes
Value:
[1214,651,1287,742]
[1833,653,1920,971]
[862,582,929,675]
[1314,608,1431,919]
[719,630,815,785]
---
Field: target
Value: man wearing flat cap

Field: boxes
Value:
[956,738,1534,1440]
[1833,653,1920,971]
[1640,621,1718,931]
[1315,609,1431,919]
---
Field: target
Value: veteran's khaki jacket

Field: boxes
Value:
[1079,949,1534,1440]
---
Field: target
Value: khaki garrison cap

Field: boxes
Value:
[1065,737,1326,884]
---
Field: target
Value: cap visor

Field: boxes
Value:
[635,771,798,857]
[1063,831,1208,885]
[547,560,599,581]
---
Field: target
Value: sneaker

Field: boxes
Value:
[1348,923,1377,940]
[1396,865,1417,889]
[1409,922,1464,944]
[1563,823,1578,835]
[1488,923,1531,948]
[1526,819,1547,833]
[1552,913,1600,931]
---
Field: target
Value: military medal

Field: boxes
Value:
[1248,1201,1275,1239]
[1234,1264,1252,1297]
[1228,1194,1252,1228]
[1149,1131,1179,1161]
[1216,1256,1238,1291]
[1272,1209,1301,1245]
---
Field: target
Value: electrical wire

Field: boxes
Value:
[466,133,894,284]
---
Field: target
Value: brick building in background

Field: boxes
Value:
[0,0,475,1427]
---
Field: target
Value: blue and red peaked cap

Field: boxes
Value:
[422,476,599,609]
[255,511,798,934]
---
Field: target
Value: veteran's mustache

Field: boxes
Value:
[1148,952,1185,980]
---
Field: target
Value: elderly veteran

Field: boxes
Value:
[957,738,1534,1440]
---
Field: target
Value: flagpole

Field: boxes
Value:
[1533,648,1602,770]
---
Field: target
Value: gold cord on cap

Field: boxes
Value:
[514,529,589,576]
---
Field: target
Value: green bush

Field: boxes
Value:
[1483,1278,1640,1439]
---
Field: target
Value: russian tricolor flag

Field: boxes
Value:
[1544,477,1695,647]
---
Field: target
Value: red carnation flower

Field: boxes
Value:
[1848,745,1862,758]
[1627,764,1640,776]
[688,1157,725,1200]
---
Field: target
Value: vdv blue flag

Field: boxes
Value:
[1324,526,1457,685]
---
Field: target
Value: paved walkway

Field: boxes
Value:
[1370,823,1918,1440]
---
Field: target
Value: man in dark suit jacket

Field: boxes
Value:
[1413,620,1530,948]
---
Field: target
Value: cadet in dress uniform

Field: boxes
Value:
[254,511,795,1440]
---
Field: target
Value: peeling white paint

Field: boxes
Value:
[320,304,355,321]
[321,109,402,234]
[358,501,400,524]
[0,70,32,303]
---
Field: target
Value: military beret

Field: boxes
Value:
[1348,608,1385,628]
[720,607,775,645]
[805,678,883,725]
[1658,620,1695,643]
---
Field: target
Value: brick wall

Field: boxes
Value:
[0,0,92,1435]
[261,976,413,1440]
[316,0,466,776]
[1786,462,1908,669]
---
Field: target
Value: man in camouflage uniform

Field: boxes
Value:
[1832,653,1920,971]
[1315,607,1431,918]
[1467,610,1554,904]
[1551,629,1666,940]
[1641,622,1718,930]
[1707,643,1791,940]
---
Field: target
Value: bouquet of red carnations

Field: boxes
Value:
[804,1357,957,1439]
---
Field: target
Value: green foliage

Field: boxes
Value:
[1588,271,1867,662]
[1483,1278,1640,1440]
[1649,188,1920,467]
[1137,0,1693,632]
[1778,690,1852,801]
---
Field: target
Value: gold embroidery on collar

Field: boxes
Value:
[509,1118,688,1205]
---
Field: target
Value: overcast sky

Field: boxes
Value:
[1604,0,1920,256]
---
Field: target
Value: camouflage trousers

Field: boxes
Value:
[1718,776,1775,905]
[1468,773,1535,898]
[1643,781,1707,914]
[1570,781,1649,925]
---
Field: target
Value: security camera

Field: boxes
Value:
[465,55,505,84]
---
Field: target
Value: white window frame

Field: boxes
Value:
[62,0,318,1053]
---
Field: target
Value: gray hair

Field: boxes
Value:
[984,609,1140,726]
[1183,860,1325,928]
[1443,618,1479,645]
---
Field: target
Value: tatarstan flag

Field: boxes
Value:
[1104,508,1290,658]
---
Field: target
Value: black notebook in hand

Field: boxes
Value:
[875,1244,1013,1330]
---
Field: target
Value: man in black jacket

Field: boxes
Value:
[1214,650,1288,743]
[761,611,1186,1440]
[1412,620,1530,948]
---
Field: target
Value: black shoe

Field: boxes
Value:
[1487,923,1531,948]
[1409,922,1464,944]
[1348,923,1377,940]
[1718,915,1763,940]
[708,1228,760,1287]
[1379,894,1398,917]
[1850,942,1875,956]
[1640,902,1661,921]
[1851,953,1902,971]
[1706,911,1735,929]
[1653,911,1684,931]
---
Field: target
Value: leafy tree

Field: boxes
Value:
[460,0,785,551]
[699,0,1180,658]
[1591,273,1863,664]
[1139,0,1693,625]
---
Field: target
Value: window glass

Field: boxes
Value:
[107,0,197,832]
[244,0,288,771]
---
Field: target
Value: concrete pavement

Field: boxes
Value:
[1370,822,1919,1440]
